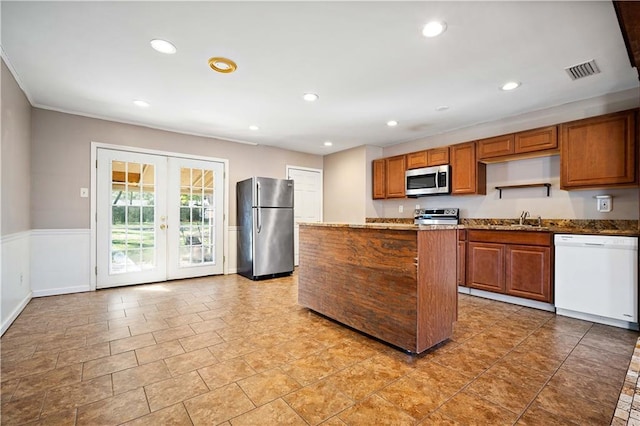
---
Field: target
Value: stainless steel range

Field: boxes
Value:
[414,208,459,225]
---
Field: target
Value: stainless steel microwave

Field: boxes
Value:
[405,165,451,197]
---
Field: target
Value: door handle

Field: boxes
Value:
[160,224,167,230]
[257,208,262,233]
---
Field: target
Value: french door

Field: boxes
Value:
[96,149,224,288]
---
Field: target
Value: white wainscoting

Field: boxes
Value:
[1,231,32,335]
[30,229,92,297]
[227,226,238,274]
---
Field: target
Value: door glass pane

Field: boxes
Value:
[178,167,217,267]
[110,160,157,274]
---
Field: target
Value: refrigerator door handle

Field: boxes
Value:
[256,180,262,233]
[256,180,261,208]
[257,207,262,233]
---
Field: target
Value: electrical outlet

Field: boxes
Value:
[597,197,612,212]
[415,204,420,209]
[398,205,404,213]
[80,187,89,198]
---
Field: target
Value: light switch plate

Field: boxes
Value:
[80,187,89,198]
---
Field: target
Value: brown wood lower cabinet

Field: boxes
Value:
[468,242,505,292]
[505,245,551,302]
[457,230,466,287]
[466,230,553,303]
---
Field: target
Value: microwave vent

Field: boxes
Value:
[565,59,600,81]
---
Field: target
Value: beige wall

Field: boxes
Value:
[372,88,640,221]
[2,58,33,334]
[323,145,368,223]
[30,108,322,228]
[1,59,31,235]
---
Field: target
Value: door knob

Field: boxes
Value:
[160,224,167,230]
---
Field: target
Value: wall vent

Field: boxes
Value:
[565,59,600,80]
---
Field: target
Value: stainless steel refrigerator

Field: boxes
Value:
[236,177,294,280]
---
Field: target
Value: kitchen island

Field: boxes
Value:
[298,223,457,354]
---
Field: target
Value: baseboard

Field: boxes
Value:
[1,291,32,336]
[464,287,556,312]
[32,285,91,298]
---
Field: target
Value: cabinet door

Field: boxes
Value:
[451,142,486,195]
[468,242,504,293]
[385,155,406,198]
[477,134,514,160]
[427,147,450,166]
[406,151,428,170]
[515,126,558,154]
[372,159,386,199]
[505,245,551,302]
[457,240,466,287]
[560,110,637,189]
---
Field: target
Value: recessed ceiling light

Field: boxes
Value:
[303,93,319,102]
[435,105,449,111]
[386,120,398,127]
[323,141,333,147]
[422,21,447,38]
[249,125,259,131]
[208,57,237,74]
[150,39,177,54]
[133,100,150,108]
[501,81,521,91]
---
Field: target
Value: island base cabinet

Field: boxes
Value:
[505,245,551,302]
[298,225,457,354]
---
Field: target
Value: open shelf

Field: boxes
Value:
[495,183,551,199]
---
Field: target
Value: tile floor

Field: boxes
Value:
[1,272,638,425]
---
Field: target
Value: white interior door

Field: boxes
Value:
[287,167,323,265]
[167,157,224,279]
[97,149,168,288]
[97,149,225,288]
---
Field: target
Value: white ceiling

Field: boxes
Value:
[2,1,638,156]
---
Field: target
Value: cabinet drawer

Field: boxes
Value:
[467,230,551,246]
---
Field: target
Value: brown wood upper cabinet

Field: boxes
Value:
[406,147,450,169]
[477,126,558,161]
[466,230,552,303]
[477,134,514,160]
[385,155,406,198]
[450,142,486,195]
[372,155,407,199]
[372,159,386,199]
[560,109,637,190]
[406,151,428,169]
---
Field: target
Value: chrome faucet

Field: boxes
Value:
[519,210,530,225]
[536,215,542,227]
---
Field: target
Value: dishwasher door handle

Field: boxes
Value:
[584,242,605,247]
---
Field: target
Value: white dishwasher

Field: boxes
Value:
[555,234,638,329]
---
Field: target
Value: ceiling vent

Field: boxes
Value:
[565,59,600,81]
